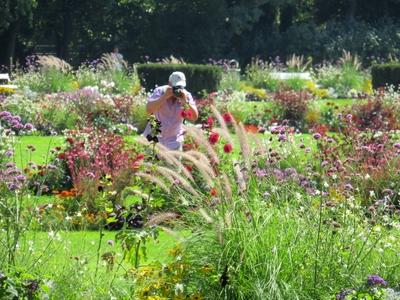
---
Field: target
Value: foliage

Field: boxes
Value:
[372,63,400,89]
[273,90,313,129]
[136,63,222,97]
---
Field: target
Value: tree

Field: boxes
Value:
[0,0,37,67]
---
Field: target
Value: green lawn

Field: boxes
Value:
[14,135,65,168]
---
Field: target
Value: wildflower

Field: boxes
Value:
[210,188,217,196]
[305,147,311,153]
[5,150,13,157]
[336,289,354,300]
[15,175,26,182]
[278,134,287,142]
[209,132,220,145]
[344,183,353,190]
[223,143,233,153]
[326,137,334,143]
[313,133,321,140]
[346,114,352,121]
[223,112,233,123]
[367,275,387,286]
[24,123,34,131]
[321,161,328,167]
[107,240,115,247]
[394,143,400,149]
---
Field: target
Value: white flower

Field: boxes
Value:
[369,190,375,198]
[175,283,184,294]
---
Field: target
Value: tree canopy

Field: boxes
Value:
[1,0,400,68]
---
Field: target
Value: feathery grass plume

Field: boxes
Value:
[184,125,220,165]
[199,208,214,224]
[234,160,247,193]
[98,53,128,70]
[252,134,268,157]
[142,162,175,185]
[145,163,199,196]
[135,172,170,193]
[339,50,361,70]
[210,105,234,145]
[161,55,186,64]
[230,116,252,176]
[171,151,215,186]
[221,173,233,201]
[286,54,312,72]
[158,226,184,242]
[224,210,233,229]
[155,143,194,181]
[145,212,178,227]
[121,186,152,202]
[185,150,210,165]
[37,55,72,73]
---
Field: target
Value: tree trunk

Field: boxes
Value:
[58,0,72,59]
[6,20,21,70]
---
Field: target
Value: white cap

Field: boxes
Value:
[169,71,186,87]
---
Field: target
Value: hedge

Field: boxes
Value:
[136,63,222,97]
[371,63,400,89]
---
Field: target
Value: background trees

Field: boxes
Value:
[1,0,400,68]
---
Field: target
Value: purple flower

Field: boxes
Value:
[7,183,19,191]
[24,123,34,131]
[313,133,322,140]
[336,289,354,300]
[107,239,115,247]
[321,161,329,167]
[0,111,11,118]
[278,134,287,142]
[15,175,26,182]
[344,183,353,191]
[394,143,400,149]
[326,137,334,143]
[367,275,387,286]
[255,168,267,177]
[305,147,311,153]
[346,114,353,121]
[5,150,13,157]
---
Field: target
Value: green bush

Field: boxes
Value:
[136,63,222,97]
[372,63,400,89]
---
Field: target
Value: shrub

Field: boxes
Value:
[136,63,222,97]
[273,90,313,129]
[372,63,400,89]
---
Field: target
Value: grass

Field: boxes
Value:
[14,135,65,168]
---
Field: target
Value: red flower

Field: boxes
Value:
[183,144,194,151]
[184,164,193,172]
[58,153,66,160]
[223,112,233,123]
[207,116,214,128]
[210,188,217,196]
[66,137,74,144]
[209,132,220,145]
[135,153,145,161]
[223,143,233,153]
[180,109,194,119]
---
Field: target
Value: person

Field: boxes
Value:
[110,46,124,70]
[144,71,198,150]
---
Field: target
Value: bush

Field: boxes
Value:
[136,63,222,97]
[372,63,400,89]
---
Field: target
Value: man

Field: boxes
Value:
[144,71,198,150]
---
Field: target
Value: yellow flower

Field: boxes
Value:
[131,83,142,95]
[189,293,204,300]
[0,86,16,95]
[362,79,373,95]
[72,81,80,90]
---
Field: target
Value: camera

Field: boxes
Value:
[172,85,184,97]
